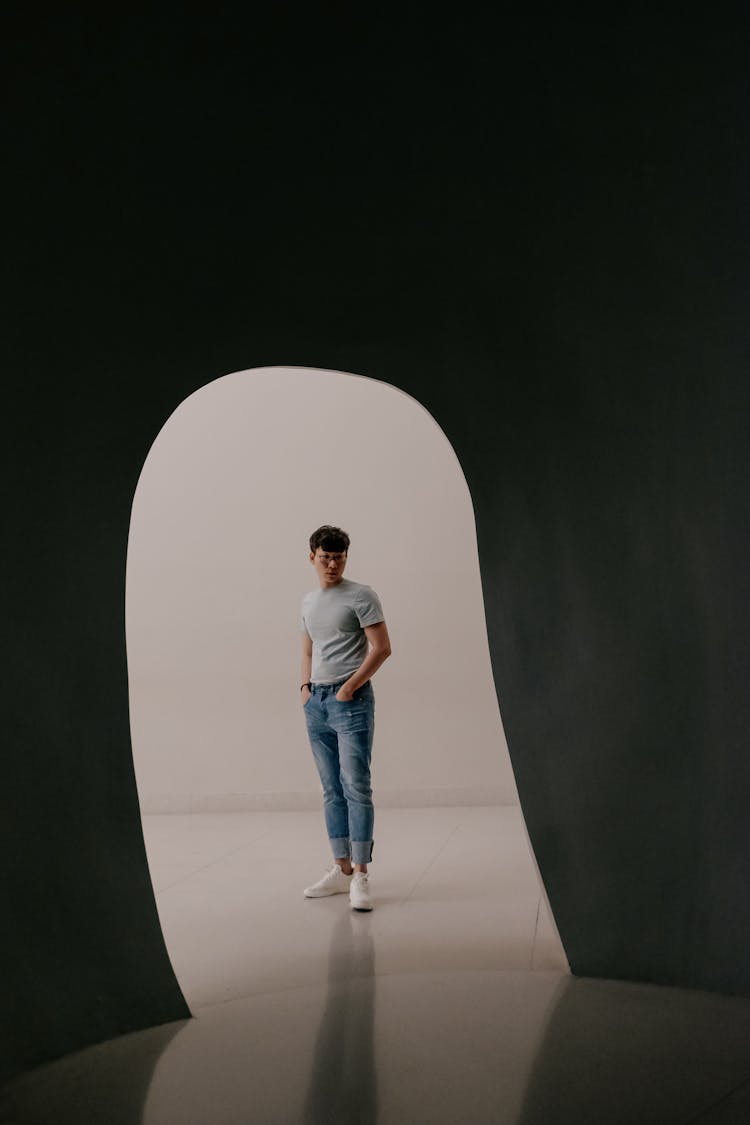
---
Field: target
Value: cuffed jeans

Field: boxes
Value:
[303,678,375,865]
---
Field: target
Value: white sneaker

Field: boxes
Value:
[304,863,353,898]
[350,871,373,911]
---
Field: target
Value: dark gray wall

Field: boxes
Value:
[4,9,749,1081]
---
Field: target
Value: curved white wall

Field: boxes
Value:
[126,366,518,812]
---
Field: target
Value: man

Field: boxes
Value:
[300,525,391,911]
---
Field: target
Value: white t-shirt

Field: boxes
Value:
[300,578,384,684]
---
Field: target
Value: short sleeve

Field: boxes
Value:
[354,585,384,628]
[300,599,310,635]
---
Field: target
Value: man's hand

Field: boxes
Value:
[335,684,355,702]
[301,686,312,706]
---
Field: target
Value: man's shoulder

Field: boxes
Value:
[301,581,356,606]
[341,577,374,592]
[340,579,379,601]
[302,579,378,605]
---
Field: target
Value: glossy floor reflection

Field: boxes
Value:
[141,806,567,1008]
[4,808,750,1123]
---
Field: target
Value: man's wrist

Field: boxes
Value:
[300,681,311,691]
[342,674,369,693]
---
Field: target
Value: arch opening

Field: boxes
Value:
[125,365,567,1006]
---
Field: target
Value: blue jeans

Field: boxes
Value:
[303,678,375,865]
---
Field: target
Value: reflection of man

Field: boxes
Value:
[303,910,377,1123]
[300,525,391,911]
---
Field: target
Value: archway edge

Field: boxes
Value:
[5,347,747,1085]
[126,363,530,816]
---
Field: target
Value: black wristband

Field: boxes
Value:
[300,682,312,691]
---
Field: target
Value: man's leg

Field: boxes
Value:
[336,700,375,910]
[330,684,375,872]
[304,696,350,862]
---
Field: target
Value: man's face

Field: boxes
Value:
[310,547,348,586]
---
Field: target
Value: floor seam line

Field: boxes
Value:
[153,831,272,894]
[529,896,541,970]
[399,821,464,904]
[682,1072,750,1124]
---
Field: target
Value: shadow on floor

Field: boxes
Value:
[4,920,750,1123]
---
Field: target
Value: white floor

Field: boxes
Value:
[6,807,750,1123]
[142,806,567,1010]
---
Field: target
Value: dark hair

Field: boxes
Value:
[309,525,350,554]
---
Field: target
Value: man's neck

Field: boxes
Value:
[318,575,345,590]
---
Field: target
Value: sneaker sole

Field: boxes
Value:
[303,887,351,898]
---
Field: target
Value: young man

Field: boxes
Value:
[300,525,391,911]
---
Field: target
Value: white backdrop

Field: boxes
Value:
[126,367,519,812]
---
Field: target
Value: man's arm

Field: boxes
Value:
[300,631,313,705]
[337,621,392,700]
